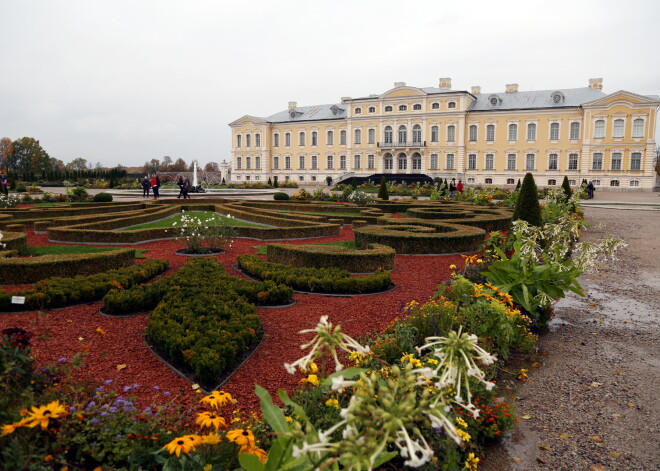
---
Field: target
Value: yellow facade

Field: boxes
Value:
[229,79,659,190]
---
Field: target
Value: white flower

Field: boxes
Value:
[331,375,355,392]
[394,427,434,467]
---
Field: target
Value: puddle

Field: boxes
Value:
[547,316,573,332]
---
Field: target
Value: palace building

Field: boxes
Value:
[229,78,659,191]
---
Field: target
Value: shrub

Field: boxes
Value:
[377,176,389,200]
[70,186,88,201]
[266,242,395,272]
[273,192,290,201]
[326,176,332,186]
[512,173,542,227]
[561,175,572,200]
[92,192,113,202]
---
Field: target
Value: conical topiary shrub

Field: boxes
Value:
[378,176,389,200]
[268,177,272,186]
[512,173,542,226]
[515,179,521,191]
[561,176,572,200]
[273,176,279,188]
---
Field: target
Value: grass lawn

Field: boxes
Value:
[253,239,357,254]
[121,211,265,230]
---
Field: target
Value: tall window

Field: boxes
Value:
[327,130,334,145]
[311,155,318,170]
[246,157,251,169]
[632,118,644,138]
[568,153,578,170]
[299,131,305,146]
[486,124,495,141]
[299,155,305,169]
[611,152,622,170]
[285,156,291,169]
[592,152,603,170]
[468,154,477,170]
[412,153,421,170]
[354,155,361,169]
[273,156,279,170]
[367,154,375,169]
[527,123,537,141]
[548,153,558,170]
[431,126,439,142]
[570,122,580,140]
[550,122,559,140]
[246,134,251,147]
[368,128,375,144]
[594,120,605,138]
[630,152,641,170]
[236,157,242,169]
[273,133,279,147]
[285,132,291,147]
[255,156,261,169]
[485,153,494,170]
[398,154,407,170]
[354,129,362,145]
[255,134,261,147]
[508,123,518,141]
[430,154,439,170]
[526,154,535,171]
[327,155,333,169]
[384,153,393,170]
[613,119,624,138]
[398,125,407,144]
[412,124,422,144]
[447,125,455,142]
[340,155,346,170]
[384,126,393,144]
[507,154,516,170]
[469,125,477,141]
[311,131,317,146]
[340,130,346,145]
[237,135,242,148]
[446,154,455,170]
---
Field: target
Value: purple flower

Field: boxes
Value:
[86,401,96,409]
[69,406,76,412]
[153,385,160,391]
[104,428,110,433]
[100,412,108,417]
[123,386,132,392]
[95,386,104,392]
[58,357,67,363]
[163,391,171,396]
[91,418,99,424]
[108,407,117,413]
[104,379,113,385]
[116,434,123,438]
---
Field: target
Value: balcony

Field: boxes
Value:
[377,141,426,149]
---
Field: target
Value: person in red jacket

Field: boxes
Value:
[457,179,464,194]
[151,174,160,199]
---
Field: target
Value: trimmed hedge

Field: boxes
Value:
[266,242,395,272]
[0,258,169,311]
[33,220,52,232]
[1,231,27,254]
[237,254,392,294]
[6,224,25,232]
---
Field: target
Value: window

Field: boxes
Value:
[548,179,557,186]
[508,123,518,141]
[367,154,375,169]
[611,152,622,170]
[255,156,261,169]
[245,176,250,181]
[613,119,624,138]
[548,153,558,170]
[430,154,439,170]
[340,130,346,145]
[413,124,422,144]
[569,153,578,170]
[593,180,601,186]
[384,126,393,144]
[507,178,515,185]
[448,102,456,109]
[298,155,305,169]
[274,133,279,147]
[354,107,362,114]
[570,122,580,140]
[468,177,475,183]
[398,125,407,144]
[299,131,305,146]
[610,180,620,187]
[412,153,422,170]
[527,123,537,141]
[550,122,559,140]
[385,105,393,112]
[447,125,455,142]
[398,154,407,170]
[327,130,333,145]
[255,134,261,147]
[354,154,361,169]
[507,153,516,170]
[486,124,495,141]
[311,131,317,146]
[432,103,440,109]
[354,129,362,145]
[245,157,251,169]
[468,154,477,170]
[273,156,279,170]
[592,152,603,170]
[311,155,318,170]
[299,176,304,181]
[431,126,439,142]
[485,178,493,184]
[327,155,333,169]
[398,104,407,111]
[236,157,242,169]
[384,153,393,170]
[526,154,535,170]
[469,125,477,141]
[630,152,641,170]
[368,128,375,144]
[340,155,347,170]
[594,120,605,138]
[285,132,291,147]
[246,134,251,147]
[236,135,242,148]
[632,118,644,138]
[446,154,455,170]
[368,106,376,113]
[630,180,640,187]
[413,104,422,110]
[485,153,494,170]
[285,156,291,169]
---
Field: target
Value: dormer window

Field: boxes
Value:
[432,103,440,109]
[354,107,362,114]
[289,108,303,119]
[330,105,344,116]
[413,104,422,110]
[398,105,407,111]
[551,91,565,104]
[385,105,393,112]
[448,102,456,109]
[368,106,376,113]
[488,95,502,106]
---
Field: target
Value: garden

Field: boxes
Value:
[0,174,624,470]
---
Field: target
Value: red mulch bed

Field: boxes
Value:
[0,226,466,414]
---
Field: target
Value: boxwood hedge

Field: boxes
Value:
[266,242,395,272]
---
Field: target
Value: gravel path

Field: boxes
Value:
[481,206,660,471]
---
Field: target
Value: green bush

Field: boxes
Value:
[512,173,542,227]
[266,242,395,272]
[377,176,389,200]
[561,175,572,200]
[274,192,290,201]
[92,192,113,202]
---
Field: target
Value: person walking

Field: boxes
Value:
[449,178,457,198]
[587,181,595,199]
[151,174,160,199]
[0,172,8,197]
[141,176,151,198]
[182,177,191,199]
[177,175,185,198]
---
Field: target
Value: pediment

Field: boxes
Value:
[381,87,427,98]
[583,90,660,107]
[229,115,267,127]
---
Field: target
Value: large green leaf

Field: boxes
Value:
[255,385,289,435]
[238,452,265,471]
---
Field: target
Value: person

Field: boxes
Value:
[177,175,185,198]
[449,178,457,197]
[141,176,151,198]
[151,174,160,199]
[456,179,464,194]
[0,172,8,197]
[587,181,595,199]
[181,177,191,199]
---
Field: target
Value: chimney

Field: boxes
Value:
[439,77,452,90]
[471,85,481,95]
[394,81,406,88]
[340,96,352,103]
[506,83,519,93]
[288,101,297,109]
[589,78,603,90]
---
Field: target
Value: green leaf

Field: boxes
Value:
[324,367,367,382]
[372,451,399,468]
[278,389,310,423]
[255,385,289,435]
[239,452,266,471]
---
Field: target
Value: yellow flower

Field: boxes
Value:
[203,465,213,471]
[200,391,235,409]
[227,429,256,449]
[196,411,227,430]
[93,467,103,471]
[349,350,365,366]
[456,417,468,428]
[242,447,268,463]
[285,416,294,422]
[25,400,67,430]
[325,398,340,409]
[476,259,483,263]
[457,428,471,442]
[1,418,30,436]
[465,452,480,471]
[201,432,222,445]
[163,436,195,457]
[299,374,319,386]
[184,434,203,447]
[518,369,529,381]
[44,455,54,462]
[426,358,439,366]
[305,362,318,373]
[449,264,457,270]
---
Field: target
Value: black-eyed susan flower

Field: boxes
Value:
[25,400,67,430]
[163,436,195,457]
[196,411,227,430]
[226,429,256,450]
[242,446,268,463]
[1,417,30,436]
[201,432,221,445]
[200,391,235,409]
[465,452,480,470]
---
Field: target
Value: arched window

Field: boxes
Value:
[236,135,242,148]
[311,131,318,146]
[508,123,518,141]
[298,155,305,169]
[632,118,644,138]
[236,157,242,169]
[326,155,333,169]
[550,122,559,140]
[368,128,375,144]
[385,105,393,112]
[354,129,362,145]
[506,178,515,185]
[340,130,347,145]
[398,153,407,170]
[547,179,557,186]
[255,156,261,169]
[486,124,495,141]
[368,106,376,113]
[412,124,422,144]
[285,132,291,146]
[630,180,640,187]
[432,103,440,109]
[467,177,475,183]
[327,130,334,145]
[384,126,393,144]
[412,152,422,170]
[447,125,455,142]
[398,125,407,144]
[431,126,439,142]
[485,178,493,184]
[273,156,279,169]
[630,152,642,170]
[570,122,580,140]
[610,180,620,187]
[299,131,305,146]
[413,104,422,110]
[398,104,407,111]
[384,152,393,170]
[255,134,261,147]
[527,123,537,141]
[446,154,455,170]
[469,125,477,141]
[594,120,605,138]
[246,134,251,147]
[448,102,456,109]
[285,156,291,169]
[354,107,362,114]
[613,119,624,138]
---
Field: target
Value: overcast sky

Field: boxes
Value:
[1,0,659,168]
